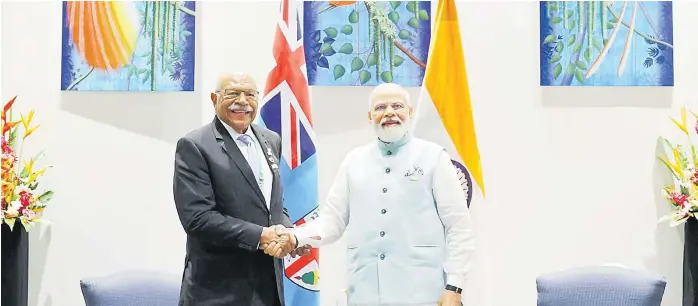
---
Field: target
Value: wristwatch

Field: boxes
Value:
[445,284,463,294]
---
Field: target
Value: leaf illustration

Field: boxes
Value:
[351,57,364,72]
[333,65,346,80]
[584,48,591,62]
[341,25,353,35]
[392,55,404,67]
[566,10,574,18]
[324,27,338,38]
[418,9,429,21]
[406,1,416,13]
[317,56,329,69]
[573,43,582,54]
[338,43,353,54]
[320,43,336,56]
[551,17,562,24]
[568,20,576,30]
[408,17,419,29]
[398,29,411,40]
[566,34,576,47]
[553,63,563,79]
[566,63,575,75]
[555,43,564,53]
[592,38,602,51]
[359,70,371,85]
[551,55,562,63]
[388,11,399,24]
[543,34,556,44]
[311,30,321,42]
[323,37,335,44]
[390,1,401,9]
[348,10,359,23]
[367,53,377,67]
[381,71,394,83]
[576,60,587,70]
[574,69,584,83]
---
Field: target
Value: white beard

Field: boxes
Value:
[374,119,409,143]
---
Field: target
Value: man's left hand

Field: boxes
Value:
[438,290,461,306]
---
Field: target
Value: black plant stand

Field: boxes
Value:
[1,222,29,306]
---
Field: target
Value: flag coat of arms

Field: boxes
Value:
[257,0,320,305]
[413,0,484,205]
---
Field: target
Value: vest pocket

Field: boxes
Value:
[410,245,444,268]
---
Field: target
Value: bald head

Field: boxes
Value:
[211,72,260,133]
[369,83,410,109]
[215,72,258,92]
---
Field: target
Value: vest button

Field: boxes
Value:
[382,188,388,193]
[380,231,385,237]
[385,167,391,173]
[387,151,392,155]
[380,253,386,260]
[381,209,387,214]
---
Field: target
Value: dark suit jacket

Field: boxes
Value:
[173,117,293,306]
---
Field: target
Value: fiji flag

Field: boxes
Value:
[256,0,320,305]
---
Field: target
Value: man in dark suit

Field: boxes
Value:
[173,72,300,306]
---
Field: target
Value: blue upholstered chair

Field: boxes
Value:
[80,271,180,306]
[536,264,666,306]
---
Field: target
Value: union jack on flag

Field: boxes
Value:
[256,0,320,305]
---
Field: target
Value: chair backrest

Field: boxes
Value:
[80,271,180,306]
[536,265,666,306]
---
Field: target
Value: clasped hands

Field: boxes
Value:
[260,225,311,258]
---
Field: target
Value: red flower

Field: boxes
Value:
[668,191,690,208]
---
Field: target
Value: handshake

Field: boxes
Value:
[259,225,311,259]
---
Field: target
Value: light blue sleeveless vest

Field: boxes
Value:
[344,133,447,305]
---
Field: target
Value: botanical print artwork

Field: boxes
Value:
[60,1,196,91]
[540,1,673,86]
[303,1,431,87]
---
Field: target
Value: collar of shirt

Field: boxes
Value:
[218,116,259,145]
[376,131,413,156]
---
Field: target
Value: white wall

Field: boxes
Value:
[1,1,693,306]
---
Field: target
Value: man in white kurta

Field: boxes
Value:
[291,83,475,306]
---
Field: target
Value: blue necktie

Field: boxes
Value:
[237,134,262,186]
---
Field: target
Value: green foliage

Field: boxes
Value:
[381,71,394,83]
[553,63,563,79]
[390,1,401,10]
[543,34,556,44]
[551,17,562,24]
[407,17,419,29]
[367,54,378,67]
[333,65,346,80]
[406,1,416,13]
[349,9,359,23]
[359,70,372,84]
[398,29,410,40]
[388,11,399,24]
[566,35,576,47]
[338,43,354,54]
[320,43,335,56]
[574,69,585,83]
[392,55,404,67]
[351,57,364,72]
[418,10,429,21]
[576,60,587,70]
[324,27,338,38]
[551,55,562,63]
[341,25,353,35]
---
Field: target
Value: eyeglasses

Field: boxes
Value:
[217,90,259,101]
[373,101,406,112]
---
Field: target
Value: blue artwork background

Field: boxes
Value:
[60,1,196,91]
[303,1,431,87]
[540,1,673,86]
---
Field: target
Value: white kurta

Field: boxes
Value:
[294,134,474,305]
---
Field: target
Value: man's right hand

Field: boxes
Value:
[260,225,295,258]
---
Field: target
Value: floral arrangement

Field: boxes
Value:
[1,96,52,231]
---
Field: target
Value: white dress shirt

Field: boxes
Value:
[220,120,273,208]
[293,149,475,291]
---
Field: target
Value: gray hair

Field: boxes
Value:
[368,83,411,109]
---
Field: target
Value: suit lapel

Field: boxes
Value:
[212,118,268,212]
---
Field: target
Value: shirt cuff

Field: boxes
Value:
[292,226,320,248]
[446,274,466,292]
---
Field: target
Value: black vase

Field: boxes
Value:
[1,222,29,306]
